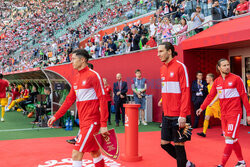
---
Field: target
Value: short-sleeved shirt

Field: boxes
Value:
[191,12,205,28]
[132,78,147,97]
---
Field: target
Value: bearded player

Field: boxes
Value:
[158,42,195,167]
[197,59,250,167]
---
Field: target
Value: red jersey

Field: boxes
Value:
[236,1,248,12]
[12,88,20,100]
[104,85,112,102]
[201,73,250,117]
[160,58,191,118]
[54,66,109,128]
[0,79,9,98]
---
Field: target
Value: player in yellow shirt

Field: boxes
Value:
[197,73,221,137]
[246,73,250,103]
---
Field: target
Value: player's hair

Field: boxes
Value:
[217,58,228,67]
[44,86,51,92]
[207,73,215,79]
[33,85,38,91]
[72,49,90,62]
[0,73,3,79]
[87,63,94,69]
[135,69,141,73]
[159,42,178,57]
[196,71,203,75]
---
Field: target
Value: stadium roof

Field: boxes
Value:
[181,15,250,50]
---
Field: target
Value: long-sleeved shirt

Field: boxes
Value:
[201,73,250,117]
[161,58,191,118]
[0,79,9,98]
[53,66,109,128]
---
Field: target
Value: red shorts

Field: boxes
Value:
[221,114,241,139]
[74,122,100,152]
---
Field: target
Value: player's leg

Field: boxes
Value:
[219,114,245,167]
[197,108,211,137]
[91,149,105,167]
[160,116,176,159]
[173,118,195,167]
[1,98,7,121]
[8,99,16,110]
[72,149,84,167]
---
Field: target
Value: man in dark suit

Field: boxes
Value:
[113,73,128,126]
[191,71,208,128]
[107,39,117,55]
[211,1,226,24]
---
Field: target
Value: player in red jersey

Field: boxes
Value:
[158,42,195,167]
[0,73,9,122]
[197,59,250,167]
[48,49,109,167]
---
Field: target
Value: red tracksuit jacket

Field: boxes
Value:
[54,66,109,128]
[201,73,250,117]
[161,58,191,118]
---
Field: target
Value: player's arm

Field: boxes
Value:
[93,75,109,128]
[237,78,250,124]
[198,81,217,115]
[209,94,219,107]
[48,87,76,126]
[179,65,191,127]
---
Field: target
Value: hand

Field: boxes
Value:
[247,116,250,125]
[208,103,213,107]
[116,92,120,96]
[47,116,56,127]
[178,117,186,128]
[158,100,162,107]
[100,127,110,138]
[138,95,142,99]
[212,4,216,7]
[120,94,125,98]
[196,108,203,116]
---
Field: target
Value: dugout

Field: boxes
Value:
[3,68,75,121]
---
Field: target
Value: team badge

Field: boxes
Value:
[228,82,232,86]
[73,86,77,89]
[170,72,174,77]
[82,81,86,85]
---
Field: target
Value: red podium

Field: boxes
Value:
[120,104,142,162]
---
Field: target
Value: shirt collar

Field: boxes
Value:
[78,66,89,73]
[164,57,176,66]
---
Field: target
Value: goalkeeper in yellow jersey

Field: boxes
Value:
[197,73,221,137]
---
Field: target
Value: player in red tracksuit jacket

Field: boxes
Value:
[0,73,9,122]
[197,59,250,167]
[158,42,195,167]
[48,49,109,167]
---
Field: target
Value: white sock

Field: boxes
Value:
[93,154,103,164]
[186,160,191,167]
[72,161,82,167]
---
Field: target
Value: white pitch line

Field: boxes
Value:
[0,127,51,132]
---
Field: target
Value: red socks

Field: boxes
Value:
[221,139,244,166]
[221,140,233,166]
[233,140,244,161]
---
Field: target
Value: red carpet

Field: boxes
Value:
[0,126,249,167]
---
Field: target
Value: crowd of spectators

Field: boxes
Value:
[0,0,249,73]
